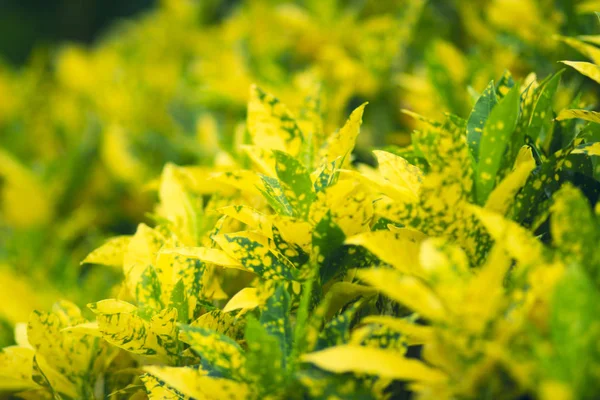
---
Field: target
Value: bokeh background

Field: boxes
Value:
[0,0,154,65]
[0,0,599,348]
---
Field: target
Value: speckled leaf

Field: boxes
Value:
[217,205,273,237]
[244,317,284,396]
[485,146,536,215]
[144,365,250,400]
[248,85,304,156]
[495,70,515,98]
[259,174,296,217]
[510,144,574,225]
[136,266,163,319]
[169,279,189,323]
[27,301,99,398]
[213,232,296,280]
[124,224,166,298]
[527,71,562,145]
[476,85,520,205]
[556,109,600,124]
[467,81,497,162]
[191,310,241,340]
[141,372,190,400]
[81,235,131,267]
[309,180,372,238]
[312,211,346,283]
[274,150,316,218]
[316,301,362,350]
[319,103,367,167]
[312,158,341,193]
[373,150,423,196]
[178,325,246,379]
[471,206,549,266]
[88,299,176,358]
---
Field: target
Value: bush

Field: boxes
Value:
[1,1,600,399]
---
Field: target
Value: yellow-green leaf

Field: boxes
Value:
[556,109,600,124]
[561,60,600,84]
[358,269,447,322]
[301,345,447,383]
[81,235,131,267]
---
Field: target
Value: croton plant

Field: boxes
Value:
[2,3,600,400]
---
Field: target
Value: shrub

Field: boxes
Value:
[1,1,600,399]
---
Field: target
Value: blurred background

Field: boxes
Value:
[0,0,155,65]
[0,0,598,348]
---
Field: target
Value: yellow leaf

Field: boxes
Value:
[346,230,422,276]
[470,206,546,266]
[319,103,367,167]
[248,85,303,156]
[81,236,131,267]
[324,282,377,319]
[217,205,273,237]
[373,150,423,196]
[123,224,166,297]
[301,345,447,383]
[485,146,536,215]
[556,36,600,65]
[144,366,251,400]
[309,179,373,237]
[0,346,35,391]
[159,247,243,268]
[361,315,434,344]
[560,60,600,84]
[358,269,447,322]
[190,310,241,338]
[223,288,261,313]
[557,109,600,124]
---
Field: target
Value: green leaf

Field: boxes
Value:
[316,301,362,350]
[169,279,189,323]
[467,81,497,163]
[244,317,285,396]
[312,211,346,284]
[551,185,600,284]
[527,71,562,146]
[548,266,600,398]
[260,283,292,367]
[476,84,521,205]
